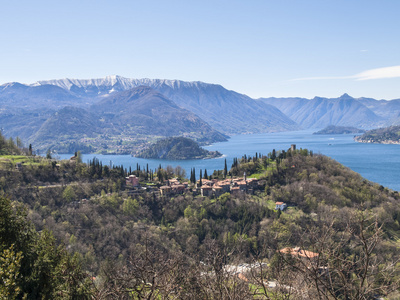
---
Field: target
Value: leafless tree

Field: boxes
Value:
[250,211,400,300]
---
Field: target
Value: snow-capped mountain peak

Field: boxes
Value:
[32,76,213,98]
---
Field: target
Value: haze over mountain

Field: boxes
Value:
[36,75,297,135]
[259,93,386,129]
[0,82,84,109]
[24,86,227,153]
[90,86,227,143]
[29,106,101,153]
[1,75,400,153]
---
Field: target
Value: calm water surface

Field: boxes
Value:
[57,130,400,191]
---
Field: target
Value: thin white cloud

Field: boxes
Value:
[354,65,400,80]
[291,65,400,82]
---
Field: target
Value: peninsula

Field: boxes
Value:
[135,137,222,160]
[355,125,400,144]
[313,125,365,135]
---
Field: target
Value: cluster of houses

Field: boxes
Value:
[126,174,288,210]
[126,173,261,197]
[160,174,260,197]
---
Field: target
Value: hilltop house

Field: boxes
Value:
[201,185,213,197]
[160,178,189,196]
[279,247,319,261]
[275,202,287,211]
[160,185,172,196]
[126,175,139,187]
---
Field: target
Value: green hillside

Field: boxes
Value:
[1,145,400,298]
[355,125,400,144]
[136,136,222,159]
[313,125,365,134]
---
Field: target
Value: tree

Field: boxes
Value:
[15,137,23,149]
[224,158,228,178]
[122,197,139,216]
[265,211,400,299]
[46,149,52,160]
[62,185,76,203]
[271,149,276,160]
[98,236,186,299]
[0,196,93,299]
[191,167,196,184]
[0,245,23,299]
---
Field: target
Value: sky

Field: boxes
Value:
[0,0,399,100]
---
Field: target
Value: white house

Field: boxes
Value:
[275,201,287,210]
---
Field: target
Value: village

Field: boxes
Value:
[125,172,288,211]
[126,172,258,197]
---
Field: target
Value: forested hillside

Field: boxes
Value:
[136,136,222,159]
[1,133,400,298]
[313,125,365,134]
[355,125,400,144]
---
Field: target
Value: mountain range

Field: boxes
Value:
[35,76,297,135]
[1,75,400,154]
[259,93,388,129]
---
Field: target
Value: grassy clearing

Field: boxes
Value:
[250,162,278,179]
[265,199,277,210]
[0,155,43,168]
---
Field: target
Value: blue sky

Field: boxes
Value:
[1,0,399,99]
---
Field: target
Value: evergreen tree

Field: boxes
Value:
[224,159,228,178]
[46,149,52,160]
[199,170,202,186]
[204,169,208,179]
[0,196,93,298]
[190,168,195,183]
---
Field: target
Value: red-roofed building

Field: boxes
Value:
[160,186,171,196]
[279,247,319,260]
[172,184,186,194]
[213,185,223,197]
[275,202,287,210]
[126,175,139,187]
[201,185,213,197]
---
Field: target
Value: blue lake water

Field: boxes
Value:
[57,130,400,191]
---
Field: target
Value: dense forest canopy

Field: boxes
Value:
[1,133,400,299]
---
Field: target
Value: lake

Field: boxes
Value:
[57,130,400,191]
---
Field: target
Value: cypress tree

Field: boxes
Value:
[224,159,228,178]
[199,170,202,186]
